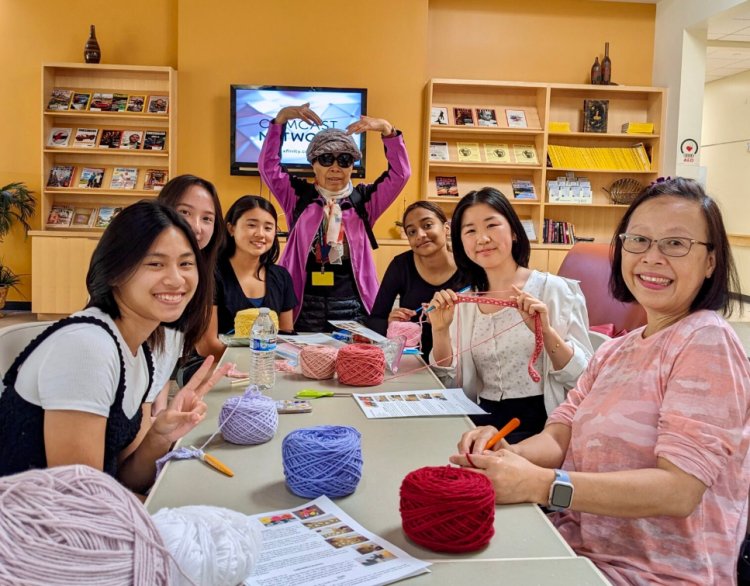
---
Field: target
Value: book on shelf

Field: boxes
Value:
[147,95,169,114]
[621,122,654,134]
[89,93,114,112]
[505,109,528,128]
[511,179,537,200]
[435,176,459,197]
[71,92,92,111]
[430,107,448,125]
[95,206,123,229]
[78,167,105,189]
[476,108,498,127]
[47,89,72,111]
[120,130,143,150]
[453,107,474,126]
[71,207,97,228]
[47,127,72,147]
[72,128,99,148]
[543,218,576,244]
[484,143,511,163]
[583,99,609,133]
[70,92,92,111]
[143,169,169,191]
[546,144,650,171]
[429,141,449,161]
[46,165,76,188]
[512,144,538,165]
[111,93,129,113]
[46,205,74,227]
[110,167,138,190]
[143,130,167,150]
[456,142,481,163]
[99,129,124,149]
[520,218,537,242]
[126,95,146,113]
[548,121,571,133]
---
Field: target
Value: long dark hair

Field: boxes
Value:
[157,174,225,269]
[610,177,741,316]
[222,195,280,279]
[85,200,212,352]
[451,187,530,291]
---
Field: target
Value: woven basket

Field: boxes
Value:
[603,178,642,205]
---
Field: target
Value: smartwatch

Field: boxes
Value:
[548,469,574,511]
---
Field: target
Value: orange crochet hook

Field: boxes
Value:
[485,417,521,450]
[191,446,234,477]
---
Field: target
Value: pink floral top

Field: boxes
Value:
[548,310,750,585]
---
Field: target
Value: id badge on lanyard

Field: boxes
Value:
[313,222,334,286]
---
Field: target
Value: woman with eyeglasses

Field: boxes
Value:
[259,104,411,332]
[452,178,750,585]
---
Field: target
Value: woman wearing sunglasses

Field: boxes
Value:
[452,178,749,585]
[259,103,411,332]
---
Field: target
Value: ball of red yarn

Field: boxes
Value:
[300,345,338,380]
[400,466,495,553]
[387,321,422,348]
[336,344,385,386]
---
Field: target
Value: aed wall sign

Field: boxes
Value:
[680,138,698,166]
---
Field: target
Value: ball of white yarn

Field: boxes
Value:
[152,505,263,586]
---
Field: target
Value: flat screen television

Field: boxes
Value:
[231,85,368,177]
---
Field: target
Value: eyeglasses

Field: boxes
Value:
[619,233,712,258]
[314,153,355,168]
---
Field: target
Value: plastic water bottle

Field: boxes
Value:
[249,307,277,391]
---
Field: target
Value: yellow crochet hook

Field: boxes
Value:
[295,389,350,399]
[191,446,234,477]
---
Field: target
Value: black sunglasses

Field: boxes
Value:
[314,153,355,168]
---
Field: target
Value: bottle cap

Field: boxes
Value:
[259,307,270,314]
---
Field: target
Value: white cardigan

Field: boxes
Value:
[429,272,593,415]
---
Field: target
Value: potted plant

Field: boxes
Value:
[0,182,36,313]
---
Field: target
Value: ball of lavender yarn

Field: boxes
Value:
[219,386,278,445]
[0,464,170,585]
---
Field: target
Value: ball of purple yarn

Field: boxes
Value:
[219,387,278,445]
[282,425,363,498]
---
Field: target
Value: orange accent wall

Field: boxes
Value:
[1,0,655,303]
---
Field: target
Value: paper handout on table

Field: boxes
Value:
[353,388,489,419]
[244,495,430,586]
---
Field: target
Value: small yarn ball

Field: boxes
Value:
[400,466,495,553]
[219,386,278,445]
[0,464,171,585]
[300,345,338,379]
[336,343,385,386]
[387,321,422,348]
[282,425,363,498]
[152,505,263,586]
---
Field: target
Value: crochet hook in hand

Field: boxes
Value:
[421,285,472,314]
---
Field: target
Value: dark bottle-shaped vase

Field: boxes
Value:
[590,56,602,84]
[84,25,101,64]
[601,42,612,85]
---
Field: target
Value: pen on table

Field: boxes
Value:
[191,446,234,477]
[485,417,521,450]
[419,285,472,314]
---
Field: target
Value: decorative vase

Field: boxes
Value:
[590,56,602,85]
[601,42,612,85]
[84,25,101,64]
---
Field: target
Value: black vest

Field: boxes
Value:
[0,315,154,478]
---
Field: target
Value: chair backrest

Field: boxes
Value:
[587,329,611,352]
[557,243,647,334]
[0,322,53,378]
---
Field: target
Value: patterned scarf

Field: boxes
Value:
[315,182,353,265]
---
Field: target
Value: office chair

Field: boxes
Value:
[0,321,53,378]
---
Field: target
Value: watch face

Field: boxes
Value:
[551,483,574,508]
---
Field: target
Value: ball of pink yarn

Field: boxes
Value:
[300,345,338,379]
[387,321,422,348]
[336,343,385,386]
[220,387,278,445]
[0,464,171,585]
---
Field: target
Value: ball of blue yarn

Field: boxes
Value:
[282,425,363,498]
[219,387,278,445]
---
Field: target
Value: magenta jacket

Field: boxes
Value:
[259,122,411,321]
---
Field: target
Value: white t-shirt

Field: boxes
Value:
[150,327,184,395]
[11,307,153,419]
